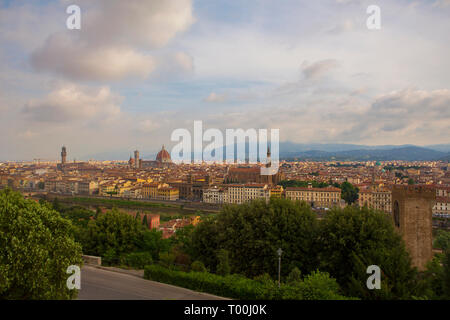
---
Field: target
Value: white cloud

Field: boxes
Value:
[138,119,161,133]
[22,84,122,123]
[30,0,195,81]
[174,52,194,73]
[204,92,227,103]
[31,34,155,81]
[433,0,450,8]
[77,0,195,49]
[328,20,355,34]
[300,59,340,80]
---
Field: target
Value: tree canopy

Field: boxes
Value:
[318,205,419,299]
[186,197,425,299]
[0,189,82,299]
[82,208,144,264]
[189,198,319,278]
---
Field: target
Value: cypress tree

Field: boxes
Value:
[142,214,148,229]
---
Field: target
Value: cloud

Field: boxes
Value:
[369,88,450,122]
[174,52,194,73]
[77,0,195,49]
[328,20,355,34]
[326,88,450,143]
[30,0,195,81]
[138,119,161,133]
[31,34,155,81]
[22,84,122,123]
[433,0,450,8]
[204,92,227,103]
[300,59,340,80]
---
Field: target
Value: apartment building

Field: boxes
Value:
[359,186,392,213]
[285,185,341,208]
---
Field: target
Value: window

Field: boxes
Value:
[393,200,400,228]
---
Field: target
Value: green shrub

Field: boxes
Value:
[216,249,231,276]
[144,265,352,300]
[286,267,302,285]
[121,252,153,269]
[191,261,207,273]
[102,248,119,266]
[159,252,176,268]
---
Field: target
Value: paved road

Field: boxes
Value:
[77,265,226,300]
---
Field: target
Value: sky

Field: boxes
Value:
[0,0,449,161]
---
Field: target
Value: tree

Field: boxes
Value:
[318,205,419,299]
[83,208,144,263]
[286,267,302,285]
[142,214,148,229]
[0,188,82,299]
[340,182,359,204]
[190,198,319,278]
[216,249,231,276]
[443,250,450,299]
[434,230,450,251]
[421,255,445,299]
[52,197,63,212]
[138,229,171,261]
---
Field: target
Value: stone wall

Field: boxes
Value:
[82,255,102,266]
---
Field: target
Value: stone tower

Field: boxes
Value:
[134,150,140,169]
[61,146,67,165]
[392,185,436,271]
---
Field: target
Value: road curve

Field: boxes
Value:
[77,265,226,300]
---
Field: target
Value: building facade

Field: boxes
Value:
[285,186,341,208]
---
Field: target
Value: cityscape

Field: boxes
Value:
[0,0,449,310]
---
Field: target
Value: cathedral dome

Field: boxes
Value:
[156,145,171,163]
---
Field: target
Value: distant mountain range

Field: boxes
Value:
[278,143,450,161]
[82,143,450,162]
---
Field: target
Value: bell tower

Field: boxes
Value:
[61,146,67,165]
[392,185,436,271]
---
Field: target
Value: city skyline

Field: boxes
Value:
[1,0,450,160]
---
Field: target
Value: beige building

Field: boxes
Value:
[157,186,179,201]
[226,183,270,204]
[285,185,341,208]
[78,180,99,195]
[203,186,226,204]
[433,186,450,216]
[359,186,392,213]
[142,182,170,199]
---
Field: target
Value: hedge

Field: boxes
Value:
[144,265,353,300]
[120,252,153,269]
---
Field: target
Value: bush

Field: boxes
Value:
[191,261,207,273]
[286,267,302,285]
[159,252,176,268]
[216,249,231,276]
[144,265,352,300]
[121,252,153,269]
[102,248,119,266]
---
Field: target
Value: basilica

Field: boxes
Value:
[129,145,173,169]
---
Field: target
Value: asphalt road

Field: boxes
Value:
[77,265,226,300]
